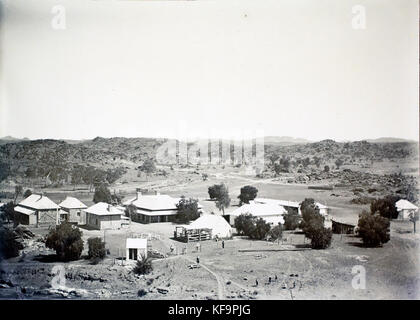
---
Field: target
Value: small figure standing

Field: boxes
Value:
[275,274,278,281]
[255,279,259,286]
[222,240,225,249]
[170,244,175,253]
[196,242,201,252]
[268,277,272,284]
[196,256,200,264]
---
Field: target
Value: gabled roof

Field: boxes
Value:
[85,202,123,216]
[124,194,202,210]
[14,206,35,215]
[396,199,418,210]
[18,194,60,210]
[59,196,87,209]
[186,214,231,230]
[126,238,147,249]
[230,202,287,217]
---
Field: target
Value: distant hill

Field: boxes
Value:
[263,136,312,146]
[365,137,418,143]
[0,136,29,145]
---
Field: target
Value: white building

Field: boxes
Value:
[226,201,287,226]
[124,191,203,223]
[126,238,148,261]
[85,202,123,230]
[59,196,88,225]
[189,214,232,239]
[14,194,60,227]
[395,199,418,220]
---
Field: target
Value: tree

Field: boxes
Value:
[234,213,255,236]
[335,159,344,169]
[238,185,258,205]
[299,198,323,234]
[215,184,231,214]
[23,189,32,198]
[283,208,301,230]
[0,227,24,260]
[300,198,332,249]
[409,211,419,233]
[324,165,330,173]
[13,185,23,203]
[202,173,208,181]
[139,159,156,176]
[45,222,84,261]
[87,237,106,263]
[175,197,200,224]
[93,183,112,204]
[370,196,399,220]
[308,225,332,249]
[357,210,390,247]
[208,184,222,200]
[133,255,153,275]
[233,214,271,240]
[2,202,15,224]
[268,154,280,167]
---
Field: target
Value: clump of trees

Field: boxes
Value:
[370,196,399,220]
[234,213,271,240]
[175,197,200,223]
[23,189,32,198]
[357,210,390,247]
[283,208,301,230]
[238,185,258,205]
[45,222,84,261]
[87,237,106,263]
[139,159,156,176]
[300,198,332,249]
[133,255,153,275]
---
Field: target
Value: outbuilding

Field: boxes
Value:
[226,201,287,226]
[14,194,60,227]
[395,199,418,220]
[174,214,232,242]
[126,238,148,261]
[85,202,123,230]
[59,196,88,225]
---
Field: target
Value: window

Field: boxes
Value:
[77,211,81,217]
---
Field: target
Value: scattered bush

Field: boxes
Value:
[307,225,332,249]
[133,255,153,275]
[87,237,106,262]
[137,289,147,297]
[45,222,84,261]
[357,211,390,247]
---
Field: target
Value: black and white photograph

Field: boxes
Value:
[0,0,418,303]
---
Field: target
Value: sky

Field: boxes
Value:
[0,0,418,142]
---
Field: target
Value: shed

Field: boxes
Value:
[126,238,148,261]
[59,196,88,225]
[174,214,232,242]
[395,199,418,220]
[85,202,123,230]
[332,219,356,234]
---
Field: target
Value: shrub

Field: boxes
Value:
[238,186,258,205]
[45,222,84,261]
[87,237,106,262]
[370,196,399,220]
[307,225,332,249]
[133,255,153,275]
[0,227,24,260]
[93,183,112,204]
[357,211,390,247]
[137,289,147,297]
[267,224,283,241]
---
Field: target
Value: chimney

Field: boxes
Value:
[107,204,111,211]
[136,191,142,200]
[155,190,160,195]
